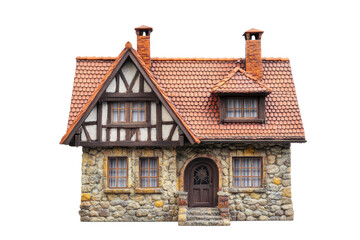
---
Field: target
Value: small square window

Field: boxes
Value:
[233,157,262,188]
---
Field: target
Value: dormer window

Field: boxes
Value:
[219,95,265,123]
[226,97,258,118]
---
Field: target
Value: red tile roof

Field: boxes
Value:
[64,52,305,142]
[212,67,272,94]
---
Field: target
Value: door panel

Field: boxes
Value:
[185,158,219,207]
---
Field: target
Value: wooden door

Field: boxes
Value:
[185,158,218,207]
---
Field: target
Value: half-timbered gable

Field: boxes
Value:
[65,55,185,147]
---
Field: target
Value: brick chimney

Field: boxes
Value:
[135,25,153,68]
[243,28,264,80]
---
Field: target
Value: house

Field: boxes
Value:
[60,25,306,226]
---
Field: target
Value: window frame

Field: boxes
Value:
[107,157,128,189]
[225,97,259,119]
[110,101,147,124]
[219,95,266,123]
[232,157,263,188]
[139,157,159,188]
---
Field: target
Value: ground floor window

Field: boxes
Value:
[233,157,262,187]
[108,157,128,188]
[140,157,158,187]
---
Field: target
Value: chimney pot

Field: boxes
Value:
[243,28,264,80]
[135,25,153,68]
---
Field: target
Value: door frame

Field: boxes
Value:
[184,158,219,207]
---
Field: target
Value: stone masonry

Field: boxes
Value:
[79,143,293,222]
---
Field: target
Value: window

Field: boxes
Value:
[219,96,265,123]
[226,97,258,118]
[233,157,262,188]
[140,157,158,187]
[108,157,128,188]
[111,102,146,123]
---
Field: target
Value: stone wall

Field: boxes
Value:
[79,143,293,222]
[79,147,178,222]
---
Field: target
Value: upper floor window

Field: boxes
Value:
[219,96,265,123]
[226,97,258,118]
[111,102,146,123]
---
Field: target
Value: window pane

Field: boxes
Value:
[141,159,148,168]
[132,110,138,122]
[227,109,233,118]
[241,177,250,187]
[141,169,148,177]
[233,177,240,187]
[244,109,250,118]
[234,168,240,177]
[233,158,240,168]
[234,99,241,108]
[109,178,116,187]
[234,109,241,117]
[150,178,157,187]
[113,109,118,122]
[244,99,250,108]
[251,99,257,108]
[139,109,145,121]
[118,178,126,187]
[252,169,261,177]
[118,158,127,168]
[253,177,261,187]
[227,99,233,108]
[112,103,118,108]
[118,169,127,177]
[132,102,138,108]
[141,178,148,187]
[149,158,157,168]
[119,102,125,108]
[109,158,116,168]
[119,109,125,121]
[109,169,116,177]
[150,169,157,177]
[250,109,257,117]
[253,159,261,168]
[139,102,145,108]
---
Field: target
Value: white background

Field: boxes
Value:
[1,0,359,239]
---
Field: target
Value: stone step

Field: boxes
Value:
[187,207,220,216]
[179,219,230,226]
[187,215,223,221]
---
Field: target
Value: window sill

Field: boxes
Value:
[104,188,131,194]
[223,119,264,123]
[135,188,162,194]
[229,188,266,193]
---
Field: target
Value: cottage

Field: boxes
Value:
[60,26,305,225]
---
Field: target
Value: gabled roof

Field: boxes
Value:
[212,67,272,94]
[62,56,305,143]
[60,42,200,145]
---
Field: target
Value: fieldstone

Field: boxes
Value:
[268,193,282,200]
[283,187,292,198]
[155,200,164,208]
[245,209,253,216]
[178,214,186,222]
[259,216,269,221]
[268,155,276,164]
[282,180,291,187]
[267,165,279,174]
[126,202,140,210]
[89,211,98,217]
[246,216,257,221]
[273,178,281,185]
[282,204,293,210]
[81,193,91,201]
[99,209,110,217]
[136,209,148,217]
[110,199,128,207]
[250,193,260,200]
[253,210,262,217]
[100,202,110,208]
[79,210,89,217]
[267,183,279,191]
[285,209,294,216]
[133,195,144,202]
[237,212,246,221]
[275,210,284,216]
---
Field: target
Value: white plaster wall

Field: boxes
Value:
[87,125,97,140]
[121,61,137,86]
[151,102,156,125]
[106,77,116,92]
[132,76,140,93]
[172,126,179,141]
[119,77,126,93]
[85,106,97,122]
[80,127,86,141]
[102,102,107,125]
[162,125,172,141]
[151,128,157,141]
[139,128,148,141]
[110,128,117,141]
[131,132,136,141]
[162,105,173,122]
[102,129,106,142]
[120,129,126,141]
[144,81,151,92]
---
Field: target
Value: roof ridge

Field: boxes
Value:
[75,57,290,61]
[212,67,272,93]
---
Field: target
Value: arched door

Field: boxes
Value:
[184,158,219,207]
